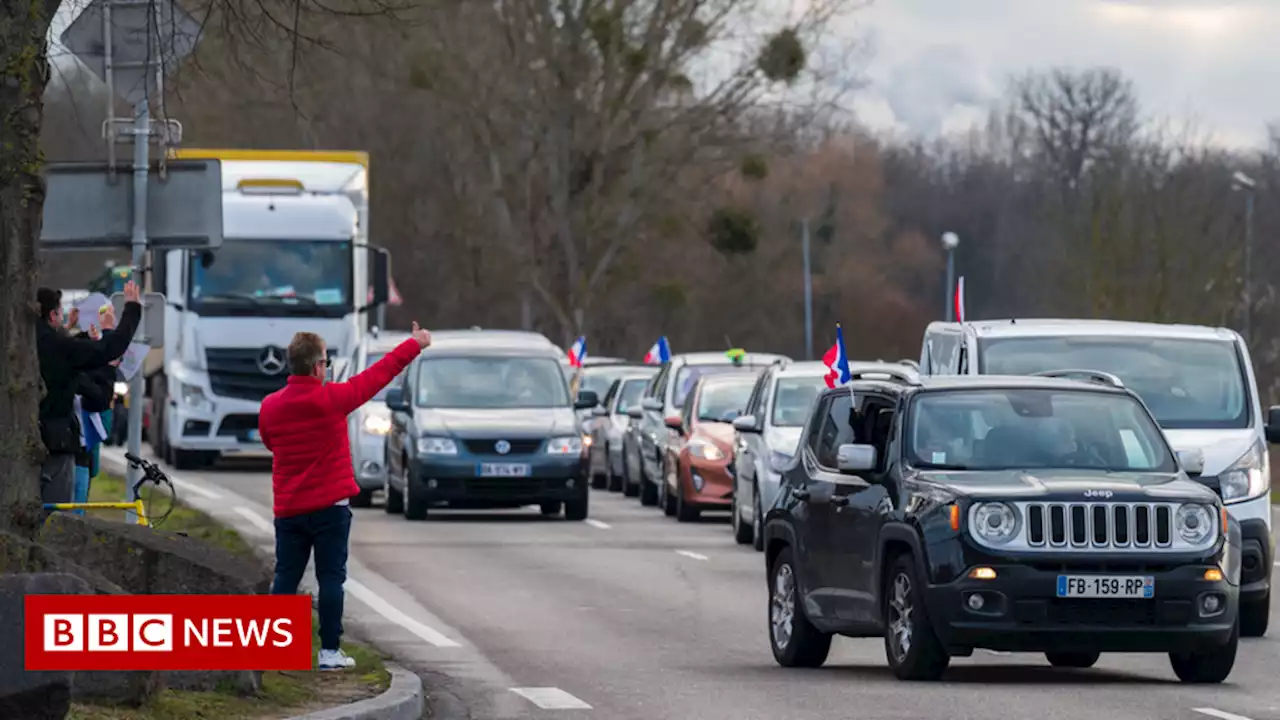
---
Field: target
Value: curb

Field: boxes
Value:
[284,662,424,720]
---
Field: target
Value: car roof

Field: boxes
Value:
[582,362,652,374]
[364,332,413,352]
[671,351,790,366]
[813,373,1132,403]
[419,331,566,358]
[698,372,762,388]
[429,328,560,345]
[929,319,1239,342]
[581,356,628,366]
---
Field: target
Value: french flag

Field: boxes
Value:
[822,323,852,389]
[643,336,671,365]
[568,336,588,367]
[954,276,966,323]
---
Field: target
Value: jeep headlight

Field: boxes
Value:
[416,437,458,455]
[546,436,584,455]
[1175,503,1215,545]
[1218,439,1269,504]
[362,415,391,436]
[688,439,724,461]
[972,502,1020,545]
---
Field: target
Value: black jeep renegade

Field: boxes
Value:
[763,373,1240,683]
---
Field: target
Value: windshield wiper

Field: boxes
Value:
[915,461,971,471]
[199,292,264,307]
[257,294,318,306]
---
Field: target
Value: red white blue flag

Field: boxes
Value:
[822,323,852,389]
[567,336,588,367]
[643,336,671,365]
[954,276,966,323]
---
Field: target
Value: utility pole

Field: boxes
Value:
[942,232,959,321]
[1232,172,1257,347]
[802,218,813,361]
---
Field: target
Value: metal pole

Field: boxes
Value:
[1244,191,1255,347]
[944,249,955,322]
[802,218,813,361]
[124,99,150,523]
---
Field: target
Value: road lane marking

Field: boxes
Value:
[172,476,223,499]
[675,550,709,561]
[584,519,611,530]
[1194,709,1255,720]
[510,687,592,709]
[346,578,463,648]
[233,507,275,535]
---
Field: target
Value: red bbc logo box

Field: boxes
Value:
[25,594,313,671]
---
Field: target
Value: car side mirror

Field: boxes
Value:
[642,397,663,412]
[591,405,609,417]
[836,443,876,473]
[1267,406,1280,444]
[626,406,644,419]
[575,390,600,410]
[732,414,760,433]
[384,388,409,412]
[1177,449,1205,477]
[664,414,684,432]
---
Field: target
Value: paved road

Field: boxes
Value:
[105,449,1280,720]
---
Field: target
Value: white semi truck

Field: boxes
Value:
[144,149,391,468]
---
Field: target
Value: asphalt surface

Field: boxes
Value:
[106,449,1280,720]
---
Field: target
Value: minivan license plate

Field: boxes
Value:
[478,463,530,478]
[1056,575,1154,599]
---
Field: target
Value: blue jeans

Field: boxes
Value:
[72,464,91,516]
[271,505,352,651]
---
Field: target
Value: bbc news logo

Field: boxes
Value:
[25,594,312,671]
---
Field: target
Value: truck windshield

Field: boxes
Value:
[416,356,571,409]
[908,388,1177,473]
[188,239,353,316]
[978,336,1250,430]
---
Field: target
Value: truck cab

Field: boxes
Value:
[147,149,389,468]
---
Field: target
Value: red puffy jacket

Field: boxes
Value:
[260,339,422,518]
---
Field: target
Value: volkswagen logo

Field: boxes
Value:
[494,440,511,455]
[258,346,286,375]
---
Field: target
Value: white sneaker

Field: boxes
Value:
[317,648,356,671]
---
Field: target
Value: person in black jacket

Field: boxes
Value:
[35,283,142,512]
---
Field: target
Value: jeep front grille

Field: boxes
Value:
[1024,502,1173,549]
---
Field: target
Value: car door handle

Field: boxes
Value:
[793,488,811,501]
[831,495,849,507]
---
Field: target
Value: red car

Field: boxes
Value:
[661,372,761,521]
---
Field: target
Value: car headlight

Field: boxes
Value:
[179,382,210,410]
[546,436,584,455]
[768,450,794,473]
[688,439,725,461]
[362,415,391,436]
[1218,439,1269,504]
[416,437,458,455]
[113,381,130,398]
[971,502,1020,545]
[1175,503,1215,545]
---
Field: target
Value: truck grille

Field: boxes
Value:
[1024,502,1174,549]
[206,347,337,402]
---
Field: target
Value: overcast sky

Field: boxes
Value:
[842,0,1280,148]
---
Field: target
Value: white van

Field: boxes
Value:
[921,318,1275,637]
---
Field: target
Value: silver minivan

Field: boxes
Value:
[921,318,1275,637]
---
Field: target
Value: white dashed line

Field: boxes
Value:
[346,578,462,648]
[510,687,592,709]
[584,519,611,530]
[172,476,223,499]
[675,550,709,561]
[1193,708,1255,720]
[233,507,275,535]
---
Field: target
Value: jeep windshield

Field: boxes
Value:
[978,336,1249,430]
[415,356,571,409]
[907,388,1177,473]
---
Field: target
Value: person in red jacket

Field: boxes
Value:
[259,323,431,670]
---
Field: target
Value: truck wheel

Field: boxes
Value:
[1241,594,1269,637]
[565,494,588,521]
[403,471,428,520]
[540,501,562,517]
[350,489,373,509]
[1169,620,1238,683]
[768,546,831,667]
[883,554,949,681]
[383,474,403,514]
[1045,652,1099,668]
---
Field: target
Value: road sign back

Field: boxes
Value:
[61,0,201,105]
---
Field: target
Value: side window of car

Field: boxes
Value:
[815,395,854,469]
[650,366,669,401]
[856,395,898,473]
[602,379,619,409]
[744,373,766,417]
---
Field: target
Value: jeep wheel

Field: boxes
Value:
[1169,620,1238,684]
[884,554,949,681]
[1045,652,1099,668]
[383,473,404,514]
[565,494,589,521]
[768,547,831,668]
[403,469,428,520]
[1241,594,1269,637]
[540,501,562,517]
[350,489,373,509]
[732,487,753,545]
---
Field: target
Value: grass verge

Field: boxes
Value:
[66,472,392,720]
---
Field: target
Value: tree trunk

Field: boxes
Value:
[0,0,55,539]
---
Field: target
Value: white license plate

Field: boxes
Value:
[1056,575,1154,599]
[247,429,261,442]
[477,463,531,478]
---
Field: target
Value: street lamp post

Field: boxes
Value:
[1232,172,1257,346]
[802,217,814,360]
[942,232,959,321]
